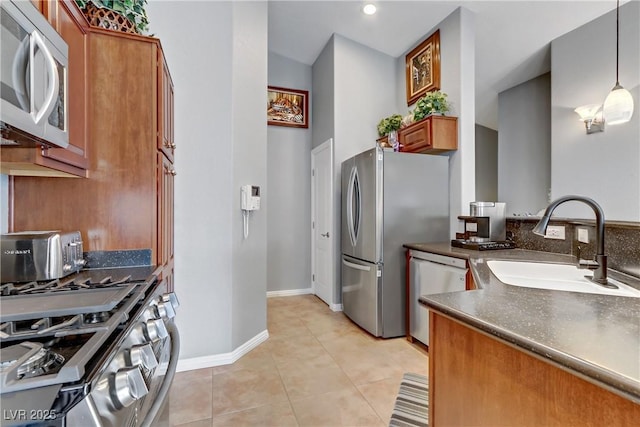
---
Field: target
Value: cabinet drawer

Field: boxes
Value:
[399,115,457,154]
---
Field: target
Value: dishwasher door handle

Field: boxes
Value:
[342,259,372,272]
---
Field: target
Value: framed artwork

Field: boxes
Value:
[405,30,441,106]
[267,86,309,128]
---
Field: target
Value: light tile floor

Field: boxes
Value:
[168,294,429,426]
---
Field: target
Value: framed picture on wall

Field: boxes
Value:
[405,30,441,105]
[267,86,309,128]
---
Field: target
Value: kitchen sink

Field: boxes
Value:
[486,260,640,298]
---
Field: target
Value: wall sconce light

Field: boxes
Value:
[575,104,604,134]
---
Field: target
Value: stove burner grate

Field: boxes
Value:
[0,274,133,296]
[84,311,111,324]
[0,342,66,379]
[17,347,65,379]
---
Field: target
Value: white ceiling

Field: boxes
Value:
[268,0,624,129]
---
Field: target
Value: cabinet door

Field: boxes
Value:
[158,52,175,163]
[158,153,175,268]
[41,0,89,171]
[401,117,432,153]
[163,266,175,293]
[399,116,458,154]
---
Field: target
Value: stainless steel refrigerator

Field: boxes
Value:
[341,147,449,338]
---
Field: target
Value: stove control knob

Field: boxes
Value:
[128,344,158,370]
[113,367,149,408]
[161,292,180,310]
[144,318,169,342]
[156,301,176,319]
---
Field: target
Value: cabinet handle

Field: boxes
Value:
[166,168,177,176]
[170,143,177,149]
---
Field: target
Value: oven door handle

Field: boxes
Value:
[140,321,180,427]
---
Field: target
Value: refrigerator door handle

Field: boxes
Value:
[342,259,372,272]
[346,166,361,247]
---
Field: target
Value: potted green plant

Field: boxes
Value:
[377,114,403,137]
[412,91,450,122]
[75,0,149,35]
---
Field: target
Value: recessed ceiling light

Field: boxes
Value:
[363,4,377,15]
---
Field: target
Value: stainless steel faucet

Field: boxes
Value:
[532,195,616,289]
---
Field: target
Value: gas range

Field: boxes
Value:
[0,266,179,427]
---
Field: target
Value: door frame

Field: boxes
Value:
[311,138,339,310]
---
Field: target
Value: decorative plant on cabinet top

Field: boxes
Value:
[411,90,450,122]
[75,0,149,34]
[377,114,404,138]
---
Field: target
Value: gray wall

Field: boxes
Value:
[394,7,476,233]
[311,38,334,151]
[550,1,639,221]
[230,1,268,349]
[310,9,477,304]
[267,53,312,293]
[498,73,551,216]
[475,124,498,202]
[1,175,7,233]
[146,1,267,360]
[312,35,397,305]
[311,39,337,304]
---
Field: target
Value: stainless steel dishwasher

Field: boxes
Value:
[409,249,467,345]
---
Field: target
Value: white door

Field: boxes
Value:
[311,139,334,307]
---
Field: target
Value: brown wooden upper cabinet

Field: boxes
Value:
[0,0,89,178]
[399,115,458,154]
[158,50,175,163]
[12,16,176,291]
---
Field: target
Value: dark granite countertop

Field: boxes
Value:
[405,243,640,404]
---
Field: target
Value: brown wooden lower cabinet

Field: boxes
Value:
[428,311,640,426]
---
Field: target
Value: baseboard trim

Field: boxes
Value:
[330,303,343,312]
[266,288,313,297]
[176,329,269,372]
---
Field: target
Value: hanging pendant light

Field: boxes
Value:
[602,0,634,125]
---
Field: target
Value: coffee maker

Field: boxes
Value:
[452,202,515,250]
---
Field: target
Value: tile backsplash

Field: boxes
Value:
[507,218,640,279]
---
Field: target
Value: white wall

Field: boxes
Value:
[550,1,639,221]
[266,53,312,293]
[498,73,551,216]
[146,1,268,360]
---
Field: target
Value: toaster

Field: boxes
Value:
[1,231,85,283]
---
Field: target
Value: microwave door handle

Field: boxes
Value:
[11,36,31,112]
[29,30,59,125]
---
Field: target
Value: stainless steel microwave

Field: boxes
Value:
[1,0,69,149]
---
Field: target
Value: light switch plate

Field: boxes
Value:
[544,225,565,240]
[577,228,589,243]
